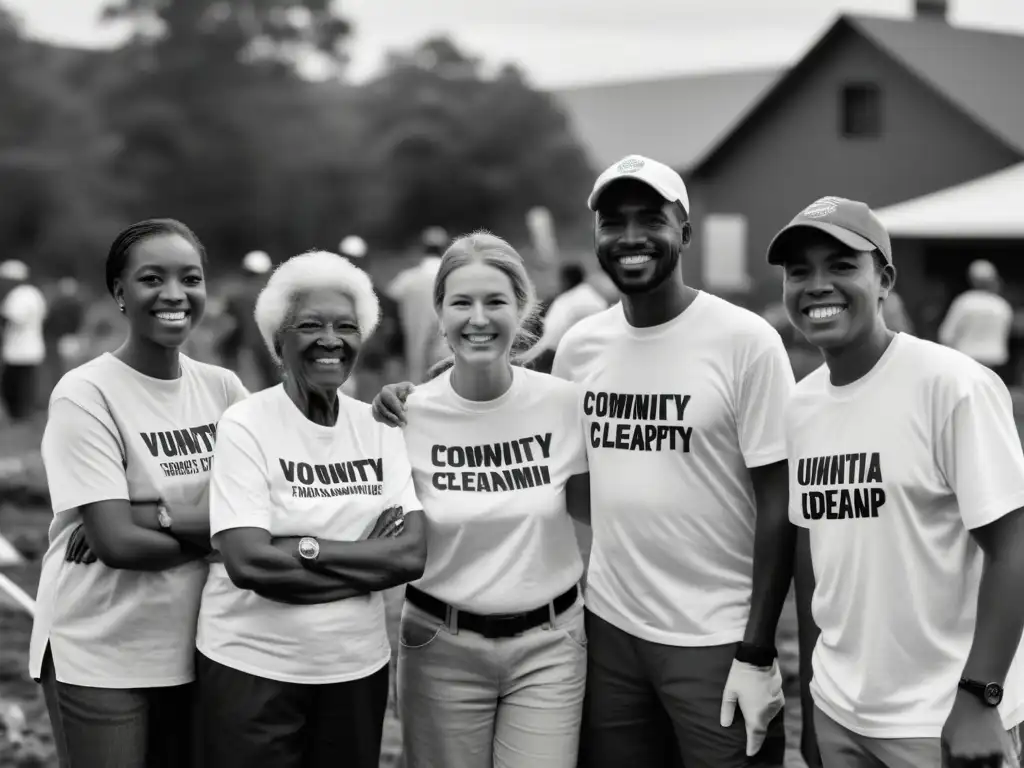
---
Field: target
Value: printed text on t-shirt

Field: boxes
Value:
[583,391,692,452]
[141,423,218,477]
[279,457,385,498]
[797,452,886,520]
[429,433,553,492]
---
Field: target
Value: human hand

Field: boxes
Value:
[367,506,405,539]
[941,692,1010,767]
[371,382,415,428]
[720,659,785,757]
[64,524,97,564]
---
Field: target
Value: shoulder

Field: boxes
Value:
[220,385,280,428]
[182,355,241,386]
[405,372,450,412]
[50,355,118,403]
[700,293,784,349]
[898,335,1007,403]
[517,367,580,402]
[554,304,623,371]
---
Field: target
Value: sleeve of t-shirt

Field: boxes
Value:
[936,374,1024,530]
[223,370,250,408]
[42,397,129,513]
[382,428,422,512]
[736,331,796,468]
[783,400,810,529]
[551,332,579,382]
[559,382,589,475]
[209,416,272,536]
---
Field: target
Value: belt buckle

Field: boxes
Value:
[480,611,528,639]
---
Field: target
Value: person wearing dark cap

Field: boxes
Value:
[770,196,1024,768]
[556,155,793,767]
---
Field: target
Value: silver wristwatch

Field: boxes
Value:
[297,536,321,563]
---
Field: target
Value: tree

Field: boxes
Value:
[354,37,596,250]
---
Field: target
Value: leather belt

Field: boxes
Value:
[405,584,579,639]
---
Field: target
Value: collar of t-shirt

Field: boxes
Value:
[436,367,523,414]
[822,333,904,402]
[616,290,709,341]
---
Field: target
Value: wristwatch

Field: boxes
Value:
[735,642,778,667]
[959,677,1003,707]
[156,503,173,531]
[297,537,321,564]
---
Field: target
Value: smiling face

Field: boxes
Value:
[594,179,689,295]
[113,233,206,350]
[279,287,362,392]
[781,231,894,352]
[440,261,520,370]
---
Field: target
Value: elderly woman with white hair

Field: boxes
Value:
[194,250,427,768]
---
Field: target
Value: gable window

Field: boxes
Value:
[840,83,882,138]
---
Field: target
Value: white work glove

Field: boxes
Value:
[720,658,785,757]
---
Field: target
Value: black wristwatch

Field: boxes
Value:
[958,677,1003,707]
[735,642,778,667]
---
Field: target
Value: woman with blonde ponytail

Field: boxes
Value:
[373,231,590,768]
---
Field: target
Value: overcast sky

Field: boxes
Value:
[8,0,1024,88]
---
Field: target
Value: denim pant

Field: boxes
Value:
[814,706,1023,768]
[40,647,197,768]
[397,595,587,768]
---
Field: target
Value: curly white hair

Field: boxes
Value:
[254,250,381,363]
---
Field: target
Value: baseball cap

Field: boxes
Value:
[766,196,892,266]
[242,250,272,275]
[588,154,690,214]
[0,260,29,281]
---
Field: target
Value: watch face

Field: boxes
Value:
[298,538,319,559]
[984,683,1003,706]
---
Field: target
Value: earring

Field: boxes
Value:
[118,301,125,313]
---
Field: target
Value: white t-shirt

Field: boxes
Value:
[197,384,421,685]
[536,283,608,353]
[553,292,794,646]
[31,354,247,687]
[938,290,1014,366]
[402,367,588,613]
[787,333,1024,737]
[1,283,47,365]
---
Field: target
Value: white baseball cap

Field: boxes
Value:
[588,154,690,213]
[242,250,272,275]
[0,260,29,281]
[339,235,368,259]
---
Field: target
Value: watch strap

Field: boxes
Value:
[735,642,778,667]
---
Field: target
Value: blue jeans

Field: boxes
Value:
[40,647,197,768]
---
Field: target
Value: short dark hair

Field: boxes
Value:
[559,264,586,290]
[105,218,206,296]
[871,250,889,273]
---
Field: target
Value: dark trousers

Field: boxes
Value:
[195,651,389,768]
[579,610,786,768]
[40,648,197,768]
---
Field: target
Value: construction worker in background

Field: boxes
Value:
[218,250,278,391]
[939,259,1015,385]
[386,227,450,384]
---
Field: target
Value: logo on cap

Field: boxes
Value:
[617,157,645,174]
[802,196,842,219]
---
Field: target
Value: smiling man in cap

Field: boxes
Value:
[552,155,794,767]
[772,196,1024,767]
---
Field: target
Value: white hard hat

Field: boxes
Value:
[0,260,29,281]
[339,236,368,259]
[243,250,272,275]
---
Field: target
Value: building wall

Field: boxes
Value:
[687,25,1021,311]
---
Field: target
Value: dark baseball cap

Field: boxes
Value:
[766,196,892,266]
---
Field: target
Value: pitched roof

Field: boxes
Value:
[875,161,1024,239]
[851,16,1024,156]
[552,69,780,173]
[690,14,1024,173]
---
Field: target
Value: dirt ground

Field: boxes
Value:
[0,418,808,768]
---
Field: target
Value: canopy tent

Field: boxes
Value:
[875,162,1024,239]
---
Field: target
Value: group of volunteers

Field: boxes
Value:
[29,152,1024,768]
